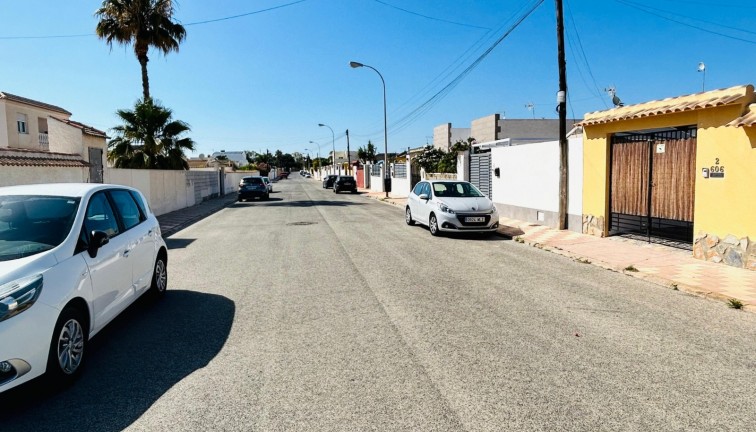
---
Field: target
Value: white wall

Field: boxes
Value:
[369,164,384,193]
[489,134,583,229]
[0,102,8,148]
[48,118,83,155]
[0,166,87,187]
[389,161,411,198]
[106,168,195,216]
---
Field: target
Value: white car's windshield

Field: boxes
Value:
[0,195,80,261]
[432,182,484,198]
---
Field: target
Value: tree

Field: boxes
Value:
[357,140,377,163]
[412,146,445,173]
[95,0,187,100]
[107,98,195,170]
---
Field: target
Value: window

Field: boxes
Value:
[110,190,142,231]
[412,182,425,196]
[16,113,28,134]
[129,190,149,217]
[84,192,120,238]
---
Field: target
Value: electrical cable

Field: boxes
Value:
[0,0,310,40]
[371,0,491,30]
[387,0,545,137]
[565,0,608,109]
[615,0,756,44]
[351,2,535,138]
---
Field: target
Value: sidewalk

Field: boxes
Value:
[157,194,237,237]
[360,188,756,311]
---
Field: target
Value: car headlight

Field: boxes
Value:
[439,203,455,214]
[489,206,498,214]
[0,274,43,322]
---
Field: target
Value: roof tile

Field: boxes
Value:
[0,91,72,115]
[581,85,755,126]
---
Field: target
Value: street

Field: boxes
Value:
[2,175,755,431]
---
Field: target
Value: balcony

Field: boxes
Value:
[38,133,49,150]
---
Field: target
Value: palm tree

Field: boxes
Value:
[95,0,186,100]
[108,98,195,170]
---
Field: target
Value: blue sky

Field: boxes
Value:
[1,0,754,158]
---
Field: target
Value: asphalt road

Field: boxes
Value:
[2,175,756,431]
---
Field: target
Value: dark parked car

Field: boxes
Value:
[238,176,269,201]
[333,175,357,194]
[322,174,338,189]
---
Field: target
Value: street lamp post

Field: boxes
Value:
[303,148,310,171]
[308,140,322,174]
[350,61,389,198]
[318,124,336,175]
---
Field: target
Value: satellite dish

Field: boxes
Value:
[697,62,706,72]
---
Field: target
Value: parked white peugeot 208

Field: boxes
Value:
[0,183,168,393]
[405,180,499,236]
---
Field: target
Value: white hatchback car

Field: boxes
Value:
[405,180,499,236]
[261,176,273,193]
[0,183,168,394]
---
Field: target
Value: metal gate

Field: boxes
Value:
[609,127,697,243]
[469,152,492,198]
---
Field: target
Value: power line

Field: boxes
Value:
[388,0,545,137]
[615,0,756,44]
[185,0,309,26]
[0,0,310,40]
[371,0,491,30]
[565,0,608,109]
[352,3,535,138]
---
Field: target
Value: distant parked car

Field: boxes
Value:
[0,183,168,394]
[322,175,338,189]
[261,176,273,192]
[303,172,312,178]
[333,176,357,193]
[278,172,289,179]
[238,176,269,201]
[405,180,499,236]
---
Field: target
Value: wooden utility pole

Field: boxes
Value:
[556,0,568,230]
[346,129,351,175]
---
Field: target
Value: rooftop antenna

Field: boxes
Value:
[525,102,535,119]
[697,62,706,92]
[604,86,624,107]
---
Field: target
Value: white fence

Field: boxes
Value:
[487,134,583,231]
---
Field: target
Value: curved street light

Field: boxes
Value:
[318,124,336,175]
[350,61,388,197]
[308,140,322,166]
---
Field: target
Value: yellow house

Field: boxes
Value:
[581,85,755,270]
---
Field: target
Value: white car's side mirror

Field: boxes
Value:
[418,194,429,200]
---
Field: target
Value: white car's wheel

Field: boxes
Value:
[429,213,441,236]
[47,305,87,384]
[405,207,415,226]
[150,253,168,298]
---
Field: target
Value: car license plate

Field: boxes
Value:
[465,216,485,223]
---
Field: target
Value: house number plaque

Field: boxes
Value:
[710,158,724,178]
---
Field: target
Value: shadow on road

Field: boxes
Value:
[165,238,197,249]
[0,290,235,431]
[407,224,509,241]
[229,199,365,208]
